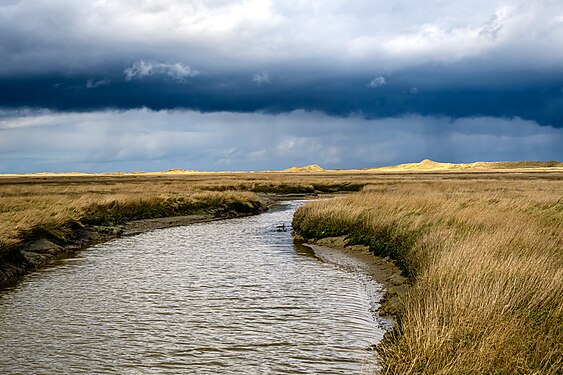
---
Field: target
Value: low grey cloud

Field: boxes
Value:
[86,79,110,89]
[368,76,386,88]
[480,13,504,41]
[252,72,270,85]
[123,60,199,81]
[0,109,560,173]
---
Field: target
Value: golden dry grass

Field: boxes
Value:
[293,179,563,374]
[0,181,263,251]
[1,169,559,251]
[2,170,562,373]
[0,171,378,251]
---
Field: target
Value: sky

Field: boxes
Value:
[1,0,562,172]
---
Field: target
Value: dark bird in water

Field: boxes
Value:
[276,223,287,232]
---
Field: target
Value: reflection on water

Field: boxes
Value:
[0,201,386,374]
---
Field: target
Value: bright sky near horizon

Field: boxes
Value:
[1,0,562,172]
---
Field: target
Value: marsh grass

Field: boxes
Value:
[0,171,379,252]
[0,185,262,251]
[2,171,562,373]
[293,179,563,374]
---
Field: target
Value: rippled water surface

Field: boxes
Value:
[0,201,387,374]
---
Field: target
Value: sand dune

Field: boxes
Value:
[369,159,563,172]
[283,164,326,172]
[2,160,563,177]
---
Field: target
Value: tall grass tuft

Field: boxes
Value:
[293,180,563,374]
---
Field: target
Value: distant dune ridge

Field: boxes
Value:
[370,159,563,171]
[163,169,202,174]
[1,160,562,177]
[281,160,562,173]
[283,164,326,172]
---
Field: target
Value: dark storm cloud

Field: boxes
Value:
[0,1,562,126]
[1,63,562,127]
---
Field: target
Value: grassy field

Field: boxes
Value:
[293,178,563,374]
[0,171,378,253]
[2,169,558,252]
[2,168,562,373]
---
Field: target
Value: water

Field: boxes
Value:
[0,201,387,374]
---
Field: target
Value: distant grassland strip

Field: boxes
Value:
[0,172,372,252]
[292,179,563,374]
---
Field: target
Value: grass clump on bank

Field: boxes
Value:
[0,189,264,252]
[293,180,563,374]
